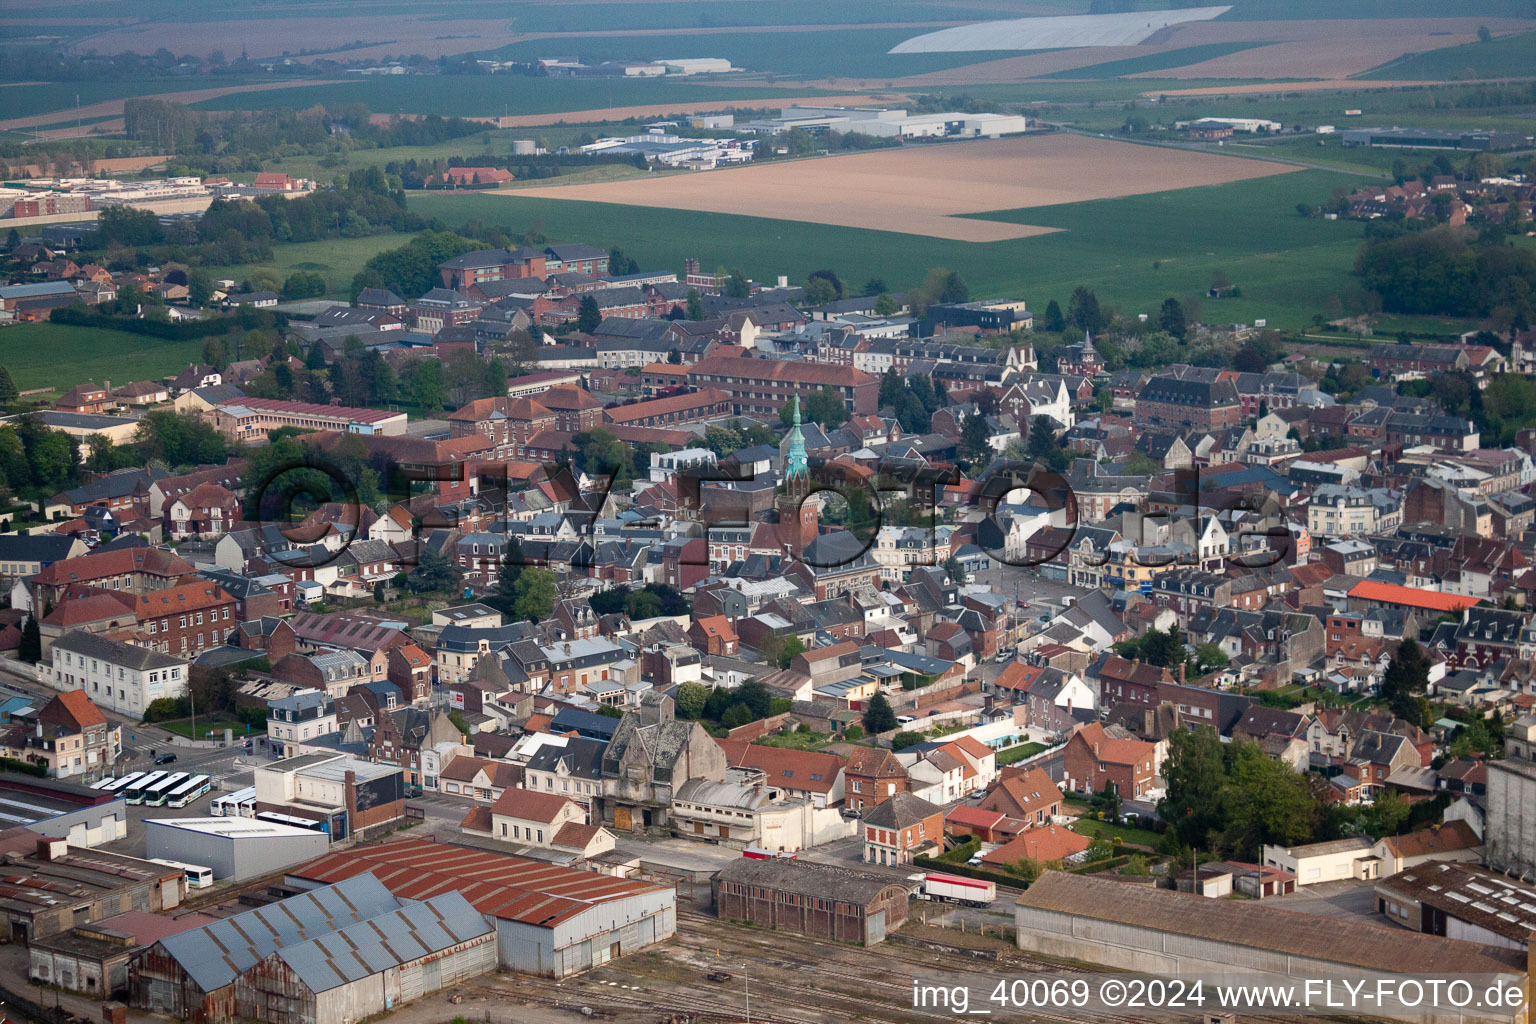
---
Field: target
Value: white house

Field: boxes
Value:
[43,630,187,718]
[474,787,616,859]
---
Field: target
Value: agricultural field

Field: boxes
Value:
[500,133,1300,241]
[1358,27,1536,80]
[410,165,1370,329]
[0,323,209,393]
[187,76,839,118]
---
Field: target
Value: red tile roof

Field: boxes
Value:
[490,786,577,823]
[980,824,1091,866]
[1348,580,1481,614]
[716,738,845,795]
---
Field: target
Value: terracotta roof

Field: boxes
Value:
[176,482,238,508]
[1348,580,1481,614]
[44,689,108,731]
[981,824,1091,866]
[33,547,193,587]
[691,615,737,641]
[551,821,604,850]
[992,661,1043,691]
[944,805,1006,830]
[459,805,492,832]
[843,745,907,779]
[1070,722,1154,768]
[538,385,604,411]
[1380,820,1481,860]
[441,756,500,783]
[716,738,845,795]
[490,786,577,823]
[603,387,731,425]
[134,581,233,619]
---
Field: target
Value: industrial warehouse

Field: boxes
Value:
[284,838,676,977]
[712,857,910,946]
[1014,872,1527,1024]
[129,872,494,1024]
[144,816,333,881]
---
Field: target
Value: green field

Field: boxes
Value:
[1219,0,1534,19]
[410,166,1370,328]
[205,234,420,299]
[1358,28,1536,81]
[189,76,844,118]
[0,77,268,119]
[0,323,209,392]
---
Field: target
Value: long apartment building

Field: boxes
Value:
[685,355,878,417]
[208,398,407,440]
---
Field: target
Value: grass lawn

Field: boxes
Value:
[0,323,209,393]
[753,730,834,750]
[154,713,249,741]
[205,234,412,300]
[1068,817,1162,850]
[411,167,1372,329]
[995,741,1047,766]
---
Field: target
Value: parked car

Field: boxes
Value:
[154,752,178,765]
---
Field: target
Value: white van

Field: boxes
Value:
[896,715,917,726]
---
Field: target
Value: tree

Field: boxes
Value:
[775,635,806,670]
[807,268,844,301]
[1067,286,1104,334]
[675,681,709,719]
[0,366,16,405]
[1382,638,1431,725]
[873,293,899,317]
[1041,298,1066,333]
[890,730,924,751]
[735,679,773,720]
[187,268,214,308]
[411,358,445,412]
[407,547,460,594]
[1026,415,1058,461]
[576,295,602,333]
[723,270,751,298]
[1478,23,1493,41]
[863,691,897,734]
[685,288,705,321]
[510,567,557,622]
[1159,297,1187,340]
[960,412,991,461]
[863,278,888,297]
[721,703,753,728]
[878,368,904,411]
[18,615,40,664]
[803,276,838,306]
[1160,725,1227,848]
[4,228,19,252]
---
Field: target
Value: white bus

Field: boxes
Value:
[211,786,256,818]
[166,774,211,808]
[255,811,327,834]
[150,858,214,890]
[90,777,117,790]
[144,772,189,807]
[103,771,145,796]
[124,771,166,805]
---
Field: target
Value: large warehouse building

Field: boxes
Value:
[145,817,331,881]
[129,871,494,1024]
[285,839,675,978]
[1015,872,1526,1024]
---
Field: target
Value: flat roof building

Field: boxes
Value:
[0,771,127,846]
[144,817,331,881]
[0,829,183,942]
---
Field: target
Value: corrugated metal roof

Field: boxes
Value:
[288,839,667,928]
[157,873,403,993]
[272,890,491,993]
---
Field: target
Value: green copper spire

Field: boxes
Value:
[785,395,808,483]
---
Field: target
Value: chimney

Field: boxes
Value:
[36,837,65,861]
[1177,662,1186,684]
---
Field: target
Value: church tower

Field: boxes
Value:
[776,396,819,557]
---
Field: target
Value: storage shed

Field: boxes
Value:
[711,857,909,946]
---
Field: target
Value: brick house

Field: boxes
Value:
[976,765,1062,827]
[843,745,908,812]
[687,615,739,656]
[862,791,944,866]
[133,581,237,658]
[1061,722,1157,799]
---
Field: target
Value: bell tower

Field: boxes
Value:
[776,396,819,557]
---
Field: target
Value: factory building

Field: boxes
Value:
[712,857,910,946]
[129,871,494,1024]
[0,833,183,943]
[30,910,217,998]
[0,771,127,847]
[1015,872,1525,1024]
[144,817,331,881]
[285,838,675,978]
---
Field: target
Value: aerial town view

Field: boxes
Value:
[6,0,1536,1022]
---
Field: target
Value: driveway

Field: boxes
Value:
[1263,878,1381,920]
